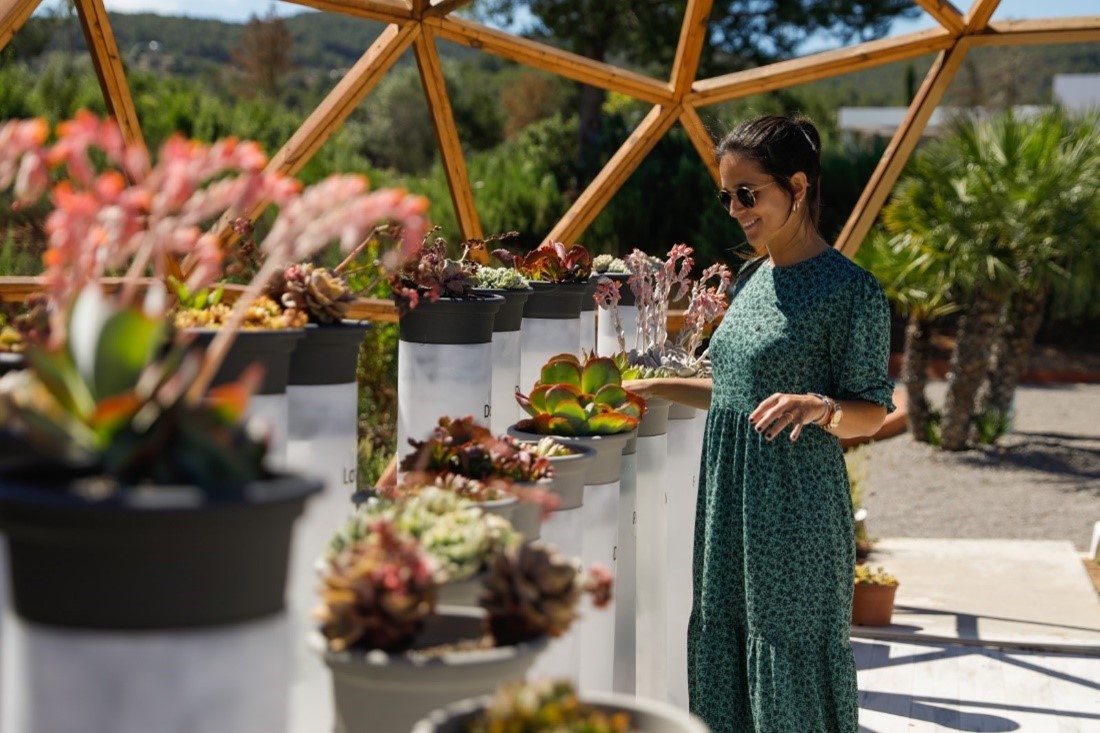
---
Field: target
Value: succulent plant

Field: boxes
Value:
[854,565,898,586]
[471,680,632,733]
[0,294,49,353]
[496,240,592,283]
[480,541,612,646]
[527,436,576,458]
[316,518,438,652]
[515,354,646,436]
[476,266,529,290]
[592,254,629,274]
[173,294,308,330]
[266,262,355,324]
[334,487,516,583]
[400,415,553,484]
[390,232,482,314]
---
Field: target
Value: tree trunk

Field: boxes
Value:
[577,83,606,173]
[940,290,1003,451]
[902,313,933,443]
[981,287,1049,421]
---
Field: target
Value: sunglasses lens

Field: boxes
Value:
[736,187,756,208]
[717,190,732,209]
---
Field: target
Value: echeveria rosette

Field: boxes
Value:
[400,415,553,483]
[515,353,646,436]
[502,240,592,283]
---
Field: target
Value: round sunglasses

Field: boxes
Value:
[717,181,775,210]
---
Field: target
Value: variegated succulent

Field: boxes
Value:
[315,518,437,652]
[515,353,646,436]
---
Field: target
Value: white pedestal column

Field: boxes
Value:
[286,382,359,494]
[635,400,670,700]
[597,304,638,357]
[1,613,291,733]
[519,318,580,394]
[397,341,493,465]
[579,306,597,356]
[252,394,289,470]
[489,330,522,436]
[612,441,637,694]
[665,407,699,710]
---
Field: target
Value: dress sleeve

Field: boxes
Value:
[835,272,896,413]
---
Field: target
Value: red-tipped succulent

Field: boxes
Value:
[515,354,646,436]
[500,240,592,283]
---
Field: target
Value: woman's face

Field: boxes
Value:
[718,153,794,249]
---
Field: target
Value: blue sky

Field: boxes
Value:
[94,0,1091,33]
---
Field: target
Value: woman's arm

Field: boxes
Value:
[748,392,887,442]
[623,377,713,411]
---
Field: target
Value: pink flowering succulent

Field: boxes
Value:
[0,112,429,488]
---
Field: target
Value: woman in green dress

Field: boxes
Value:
[627,115,895,732]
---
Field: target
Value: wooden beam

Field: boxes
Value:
[219,23,417,245]
[425,15,673,106]
[669,0,714,98]
[835,39,971,257]
[414,29,482,241]
[964,0,1001,33]
[545,104,680,246]
[689,28,953,107]
[424,0,473,18]
[679,105,720,185]
[282,0,413,23]
[913,0,965,35]
[74,0,145,150]
[973,17,1100,47]
[0,0,42,55]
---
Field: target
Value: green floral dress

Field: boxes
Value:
[688,247,895,733]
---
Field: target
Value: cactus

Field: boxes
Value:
[315,518,438,652]
[515,353,646,436]
[480,541,612,646]
[268,262,355,324]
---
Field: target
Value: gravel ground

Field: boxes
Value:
[860,382,1100,551]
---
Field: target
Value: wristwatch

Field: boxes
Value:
[827,400,843,430]
[809,393,843,430]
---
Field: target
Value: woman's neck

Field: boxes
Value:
[765,217,827,267]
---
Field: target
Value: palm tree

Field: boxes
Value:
[977,110,1100,423]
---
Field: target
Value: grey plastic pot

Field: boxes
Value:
[639,397,671,437]
[506,440,594,511]
[412,689,711,732]
[316,606,548,733]
[668,402,697,420]
[507,427,634,485]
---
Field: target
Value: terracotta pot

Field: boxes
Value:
[852,583,898,626]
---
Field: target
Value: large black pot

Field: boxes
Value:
[185,328,305,394]
[472,288,532,333]
[398,295,504,345]
[522,281,590,319]
[0,462,321,629]
[0,351,24,377]
[594,272,636,306]
[288,321,370,386]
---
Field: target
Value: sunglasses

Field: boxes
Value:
[717,181,775,210]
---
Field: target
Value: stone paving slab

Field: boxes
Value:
[852,538,1100,652]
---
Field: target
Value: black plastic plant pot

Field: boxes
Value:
[471,288,532,333]
[185,328,305,395]
[595,272,637,307]
[0,351,24,376]
[580,276,599,313]
[523,281,590,319]
[0,464,321,630]
[288,321,370,386]
[398,295,504,345]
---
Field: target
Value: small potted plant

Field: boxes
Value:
[0,294,47,376]
[313,520,612,733]
[413,679,711,733]
[852,565,900,627]
[0,112,428,630]
[398,415,559,538]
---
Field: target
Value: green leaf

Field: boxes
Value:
[94,308,165,400]
[527,385,552,414]
[540,359,582,388]
[25,346,96,419]
[544,385,585,422]
[587,413,637,435]
[592,384,628,408]
[581,356,621,394]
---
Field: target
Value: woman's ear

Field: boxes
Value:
[789,171,809,206]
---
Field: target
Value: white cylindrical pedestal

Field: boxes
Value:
[612,443,637,694]
[665,406,699,709]
[527,506,584,683]
[597,304,637,357]
[1,614,291,733]
[490,330,522,436]
[519,318,580,394]
[579,479,619,693]
[251,393,289,470]
[397,341,493,464]
[286,382,359,494]
[580,306,596,356]
[635,428,669,699]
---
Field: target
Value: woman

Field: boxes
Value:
[628,115,894,732]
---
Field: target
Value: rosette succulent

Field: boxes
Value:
[481,541,613,646]
[471,680,632,733]
[400,415,553,484]
[266,262,354,324]
[592,254,628,274]
[515,354,646,436]
[315,518,438,652]
[476,266,529,290]
[496,240,592,283]
[391,232,481,313]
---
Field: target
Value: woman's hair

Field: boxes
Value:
[715,115,823,227]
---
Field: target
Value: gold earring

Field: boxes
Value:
[793,200,800,212]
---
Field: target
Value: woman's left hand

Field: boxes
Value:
[749,393,826,442]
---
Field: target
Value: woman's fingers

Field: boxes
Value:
[751,394,813,441]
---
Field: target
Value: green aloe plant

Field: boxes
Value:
[515,353,645,436]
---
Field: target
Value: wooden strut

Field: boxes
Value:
[679,105,720,185]
[912,0,966,35]
[73,0,145,151]
[284,0,414,24]
[964,0,1003,34]
[0,0,43,55]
